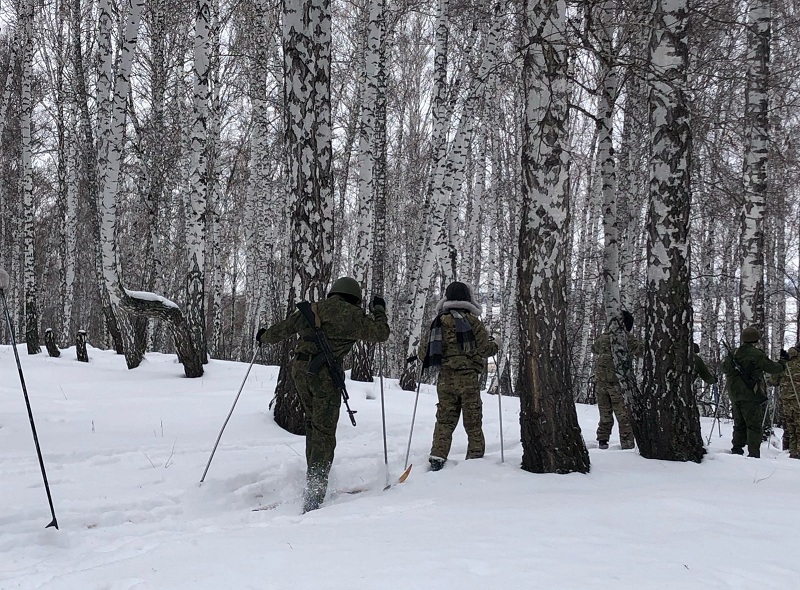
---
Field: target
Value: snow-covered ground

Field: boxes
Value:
[1,345,798,589]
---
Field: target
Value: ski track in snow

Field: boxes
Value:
[1,345,799,589]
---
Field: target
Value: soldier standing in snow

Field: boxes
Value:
[769,345,800,459]
[722,327,784,458]
[257,277,390,512]
[417,281,498,471]
[591,311,641,450]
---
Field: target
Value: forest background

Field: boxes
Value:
[1,0,798,470]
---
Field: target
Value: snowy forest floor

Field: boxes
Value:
[1,345,798,589]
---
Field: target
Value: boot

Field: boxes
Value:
[429,456,446,471]
[730,447,744,455]
[598,440,609,450]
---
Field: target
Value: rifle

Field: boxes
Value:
[296,301,357,426]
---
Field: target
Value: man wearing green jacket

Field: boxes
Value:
[257,277,390,512]
[722,327,785,458]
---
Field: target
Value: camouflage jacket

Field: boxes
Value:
[592,332,641,383]
[769,356,800,405]
[418,302,498,374]
[722,343,784,403]
[258,295,390,363]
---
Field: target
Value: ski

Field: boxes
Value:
[252,487,370,512]
[383,464,412,490]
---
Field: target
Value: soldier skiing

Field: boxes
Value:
[256,277,390,512]
[417,281,498,471]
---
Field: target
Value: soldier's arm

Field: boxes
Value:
[757,352,786,376]
[417,326,429,361]
[473,317,498,358]
[694,356,717,385]
[258,310,302,345]
[354,305,390,343]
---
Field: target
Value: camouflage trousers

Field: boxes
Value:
[780,392,800,459]
[430,369,484,460]
[595,380,634,449]
[731,399,768,458]
[291,361,341,508]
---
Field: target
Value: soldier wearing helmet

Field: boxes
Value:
[256,277,390,512]
[722,326,785,458]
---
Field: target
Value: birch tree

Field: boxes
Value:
[185,0,212,364]
[273,0,334,433]
[20,0,40,355]
[351,0,386,383]
[517,0,589,474]
[740,1,770,332]
[95,0,203,377]
[632,0,704,462]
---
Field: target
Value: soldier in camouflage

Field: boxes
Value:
[769,346,800,459]
[592,311,641,450]
[418,281,498,471]
[722,326,785,458]
[257,277,390,512]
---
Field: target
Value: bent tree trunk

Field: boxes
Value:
[120,291,203,377]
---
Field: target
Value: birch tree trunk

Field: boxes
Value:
[740,1,770,332]
[274,0,334,433]
[398,0,451,391]
[186,0,211,364]
[72,0,124,354]
[632,0,704,462]
[350,0,386,384]
[20,0,40,355]
[595,0,638,420]
[517,0,589,474]
[95,0,203,377]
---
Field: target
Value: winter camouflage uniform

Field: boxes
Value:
[769,348,800,459]
[258,279,389,510]
[722,328,785,458]
[418,284,498,467]
[592,331,641,449]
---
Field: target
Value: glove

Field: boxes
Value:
[407,355,418,365]
[370,295,387,312]
[490,335,502,351]
[256,328,267,345]
[780,349,790,360]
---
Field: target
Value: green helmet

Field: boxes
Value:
[328,277,362,304]
[741,326,761,343]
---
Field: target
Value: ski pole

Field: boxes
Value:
[200,346,260,483]
[403,362,425,471]
[378,344,390,489]
[0,268,58,529]
[706,382,721,446]
[492,355,504,463]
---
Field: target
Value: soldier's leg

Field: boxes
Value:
[730,401,746,454]
[291,364,315,466]
[297,368,341,511]
[608,386,634,449]
[595,381,614,444]
[740,400,765,458]
[430,377,461,461]
[459,372,485,459]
